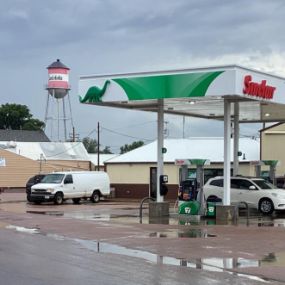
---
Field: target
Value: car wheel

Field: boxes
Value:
[206,195,219,202]
[259,198,274,215]
[91,190,100,203]
[72,198,81,204]
[54,192,64,205]
[27,194,32,202]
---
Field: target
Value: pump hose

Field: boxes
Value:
[173,199,179,214]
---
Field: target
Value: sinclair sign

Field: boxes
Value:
[243,75,276,100]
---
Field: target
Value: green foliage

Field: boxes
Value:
[82,137,113,154]
[102,146,112,154]
[82,137,98,153]
[23,119,45,131]
[0,103,45,130]
[120,141,144,154]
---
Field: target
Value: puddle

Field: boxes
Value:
[25,208,285,229]
[4,223,278,282]
[26,210,64,216]
[76,239,267,282]
[6,225,40,234]
[148,229,216,238]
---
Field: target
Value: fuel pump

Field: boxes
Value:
[159,175,168,196]
[263,160,278,186]
[175,159,210,216]
[254,160,279,185]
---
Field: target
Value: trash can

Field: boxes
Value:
[207,202,216,217]
[178,201,200,215]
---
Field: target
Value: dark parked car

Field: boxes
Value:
[26,174,46,202]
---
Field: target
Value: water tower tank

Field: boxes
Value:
[47,59,70,99]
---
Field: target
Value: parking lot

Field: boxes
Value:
[1,192,285,284]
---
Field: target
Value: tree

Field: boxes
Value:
[120,141,144,154]
[82,137,113,154]
[82,137,98,153]
[102,146,112,154]
[23,118,45,131]
[0,103,45,130]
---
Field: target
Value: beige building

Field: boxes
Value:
[0,141,91,189]
[260,123,285,176]
[106,138,260,199]
[89,154,118,171]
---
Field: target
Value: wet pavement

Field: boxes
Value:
[1,192,285,284]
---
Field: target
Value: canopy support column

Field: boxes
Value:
[157,99,164,203]
[233,102,239,176]
[224,99,231,206]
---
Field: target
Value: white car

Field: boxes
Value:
[204,176,285,215]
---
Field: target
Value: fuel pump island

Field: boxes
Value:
[175,159,218,218]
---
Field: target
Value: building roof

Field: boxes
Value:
[0,129,50,142]
[3,141,89,161]
[47,59,69,70]
[89,154,118,166]
[106,137,260,164]
[259,122,285,133]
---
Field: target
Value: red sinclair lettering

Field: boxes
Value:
[243,75,275,99]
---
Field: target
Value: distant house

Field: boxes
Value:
[105,137,260,199]
[0,129,50,142]
[260,123,285,176]
[0,141,91,189]
[88,153,118,171]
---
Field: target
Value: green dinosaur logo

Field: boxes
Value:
[79,80,111,103]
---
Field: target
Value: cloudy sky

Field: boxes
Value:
[1,0,285,152]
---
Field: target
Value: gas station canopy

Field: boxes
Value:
[79,65,285,123]
[79,64,285,207]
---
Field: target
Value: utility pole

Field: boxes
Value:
[72,127,75,142]
[97,122,100,171]
[182,116,185,138]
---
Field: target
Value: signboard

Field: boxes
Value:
[79,66,285,105]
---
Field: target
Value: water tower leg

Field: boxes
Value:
[62,97,67,141]
[44,92,50,128]
[67,92,74,128]
[57,98,60,141]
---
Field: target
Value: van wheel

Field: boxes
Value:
[54,193,64,205]
[72,198,81,204]
[91,191,100,203]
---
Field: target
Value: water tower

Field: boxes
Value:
[44,59,74,141]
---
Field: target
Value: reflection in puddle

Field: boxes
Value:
[25,208,285,229]
[26,210,64,216]
[148,229,216,238]
[257,218,285,227]
[5,224,279,282]
[76,239,266,282]
[6,225,40,234]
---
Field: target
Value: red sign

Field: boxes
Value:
[243,75,276,99]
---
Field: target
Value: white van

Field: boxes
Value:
[30,171,110,205]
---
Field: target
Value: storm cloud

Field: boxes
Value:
[0,0,284,151]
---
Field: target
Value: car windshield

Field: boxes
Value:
[40,174,64,184]
[252,179,275,189]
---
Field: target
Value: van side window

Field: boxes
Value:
[64,175,73,184]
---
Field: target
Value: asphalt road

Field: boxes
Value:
[0,227,276,285]
[1,195,285,284]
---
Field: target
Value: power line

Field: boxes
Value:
[113,120,157,131]
[101,126,154,142]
